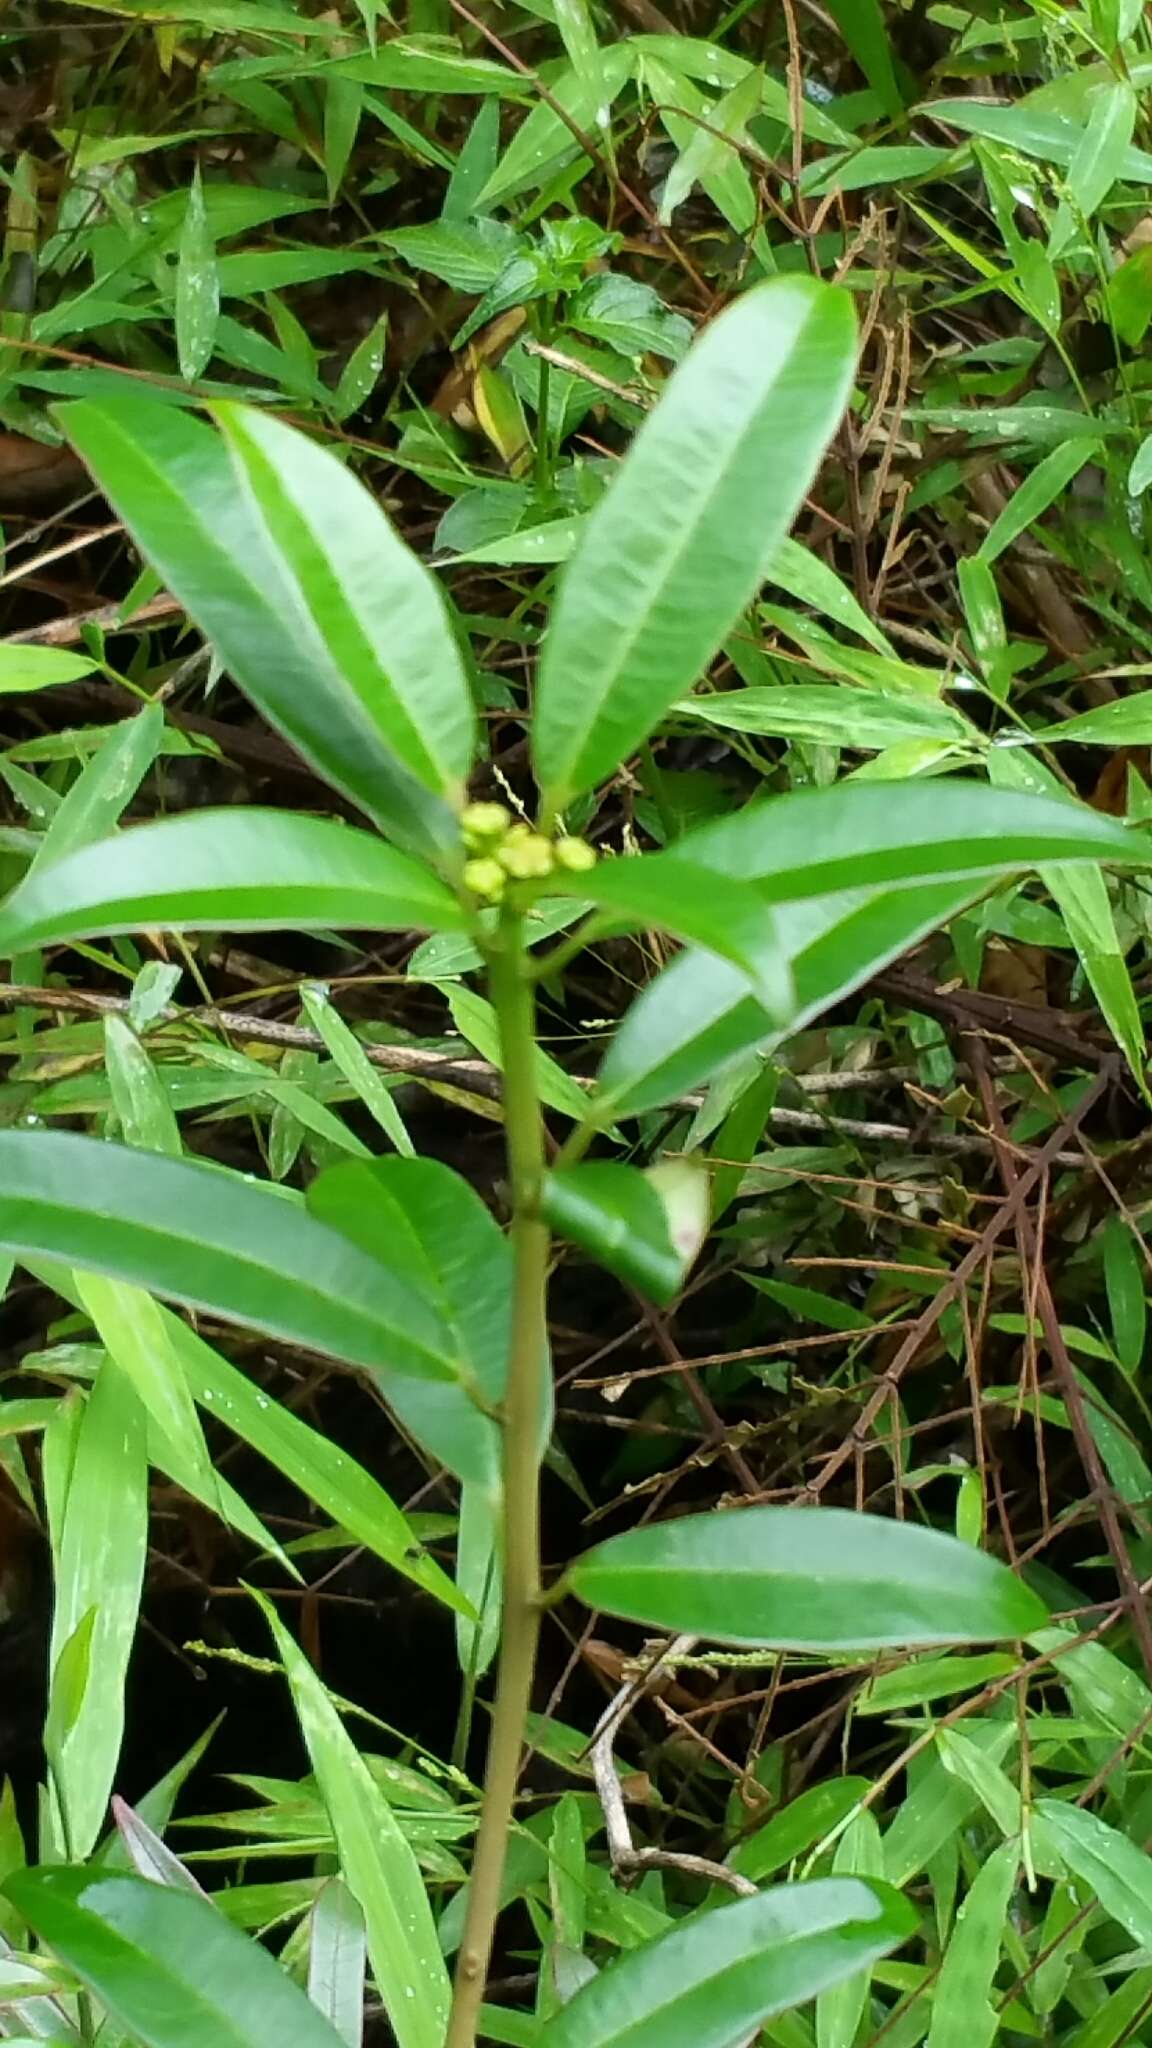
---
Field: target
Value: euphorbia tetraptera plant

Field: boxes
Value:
[0,276,1144,2048]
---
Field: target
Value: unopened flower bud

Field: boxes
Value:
[498,832,555,880]
[463,857,506,900]
[461,801,512,849]
[554,835,597,872]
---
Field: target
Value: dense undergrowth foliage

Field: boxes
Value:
[2,0,1152,2044]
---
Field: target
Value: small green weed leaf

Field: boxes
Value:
[1129,433,1152,496]
[104,1015,182,1156]
[447,985,590,1123]
[533,277,857,812]
[57,399,467,860]
[34,705,164,870]
[802,142,951,194]
[4,1868,347,2048]
[111,1797,205,1895]
[308,1878,366,2048]
[633,34,851,142]
[566,270,692,360]
[45,1357,147,1860]
[0,809,465,956]
[975,441,1098,562]
[0,1131,458,1381]
[128,963,182,1032]
[158,1308,466,1613]
[442,98,500,219]
[1031,1879,1089,2018]
[883,1726,1015,1887]
[257,1594,450,2048]
[1102,1215,1146,1374]
[677,686,967,749]
[381,218,517,293]
[569,775,1141,1122]
[822,0,902,116]
[1039,696,1152,745]
[1036,1799,1152,1947]
[215,249,377,296]
[770,535,894,653]
[550,853,794,1016]
[175,167,218,382]
[455,1481,501,1681]
[1109,247,1152,348]
[331,310,389,424]
[729,1780,872,1883]
[957,557,1007,690]
[856,1652,1018,1716]
[1074,1967,1152,2048]
[548,1793,587,1956]
[1049,80,1136,256]
[547,1877,915,2048]
[76,1275,214,1496]
[300,986,415,1156]
[0,647,98,692]
[477,45,633,208]
[817,1810,885,2048]
[542,1159,708,1305]
[324,76,362,205]
[330,37,523,95]
[925,96,1152,181]
[569,1508,1047,1648]
[654,61,762,232]
[553,0,605,119]
[1046,861,1145,1086]
[926,1838,1018,2048]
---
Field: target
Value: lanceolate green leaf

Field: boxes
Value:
[1049,79,1136,258]
[532,277,858,811]
[57,399,470,861]
[648,778,1147,903]
[1035,1799,1152,1949]
[569,1508,1047,1648]
[547,1878,916,2048]
[594,877,982,1118]
[926,1839,1018,2048]
[0,1132,458,1382]
[0,810,465,957]
[45,1356,148,1861]
[5,1868,348,2048]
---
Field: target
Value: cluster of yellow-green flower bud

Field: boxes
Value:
[461,802,596,903]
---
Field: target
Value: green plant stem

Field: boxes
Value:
[445,907,549,2048]
[534,351,552,492]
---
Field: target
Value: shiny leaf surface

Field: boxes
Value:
[0,809,465,957]
[59,398,470,859]
[5,1868,346,2048]
[541,1159,709,1305]
[0,1131,457,1381]
[547,1878,915,2048]
[570,1507,1048,1648]
[533,277,857,809]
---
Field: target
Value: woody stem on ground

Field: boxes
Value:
[445,904,549,2048]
